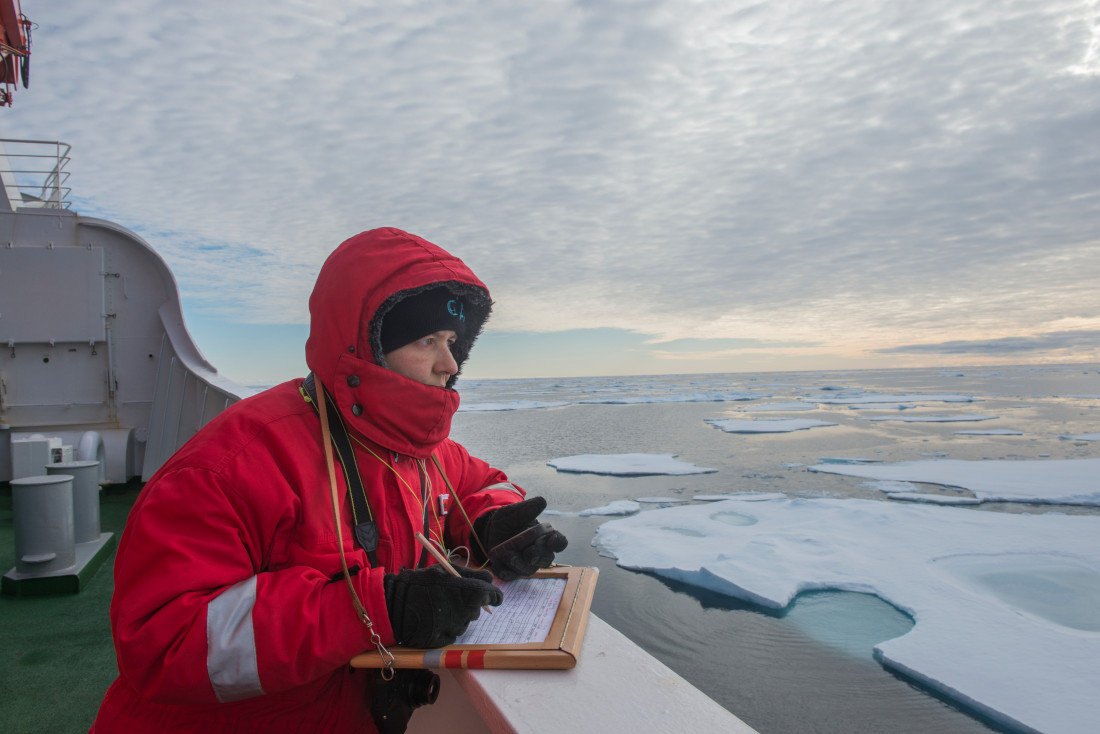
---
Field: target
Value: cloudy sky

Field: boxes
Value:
[4,0,1099,383]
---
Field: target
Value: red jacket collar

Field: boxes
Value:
[327,358,459,459]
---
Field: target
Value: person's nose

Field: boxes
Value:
[437,345,459,376]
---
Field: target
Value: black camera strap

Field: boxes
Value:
[303,373,379,568]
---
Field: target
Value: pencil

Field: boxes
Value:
[414,532,494,615]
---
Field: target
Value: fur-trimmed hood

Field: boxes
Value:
[305,227,492,456]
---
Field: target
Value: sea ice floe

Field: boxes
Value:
[858,414,997,423]
[887,493,981,505]
[861,480,919,493]
[809,457,1100,505]
[578,392,759,405]
[706,418,838,434]
[1061,433,1100,441]
[458,390,767,411]
[847,403,917,410]
[578,500,640,516]
[592,496,1100,734]
[810,393,978,404]
[635,497,688,504]
[459,400,568,412]
[954,428,1023,435]
[736,401,815,412]
[547,453,717,476]
[721,492,785,502]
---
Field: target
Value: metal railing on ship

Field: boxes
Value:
[0,138,71,210]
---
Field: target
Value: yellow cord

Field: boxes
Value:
[314,378,394,677]
[306,381,446,550]
[348,434,447,552]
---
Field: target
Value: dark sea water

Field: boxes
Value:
[449,364,1100,734]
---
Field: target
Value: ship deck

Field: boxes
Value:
[0,481,141,733]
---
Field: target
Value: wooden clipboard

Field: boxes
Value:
[350,565,598,671]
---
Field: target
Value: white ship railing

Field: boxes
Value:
[0,138,71,210]
[0,139,758,732]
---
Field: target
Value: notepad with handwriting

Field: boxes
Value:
[455,576,566,645]
[349,566,598,670]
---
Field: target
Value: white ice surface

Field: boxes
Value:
[458,399,568,412]
[862,480,920,494]
[847,403,917,410]
[578,392,759,405]
[593,496,1100,734]
[547,453,717,476]
[578,499,640,516]
[736,401,815,412]
[706,418,838,433]
[858,414,997,423]
[1061,433,1100,441]
[954,428,1024,435]
[888,493,981,504]
[808,457,1100,505]
[810,393,979,404]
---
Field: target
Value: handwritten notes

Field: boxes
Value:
[455,576,567,645]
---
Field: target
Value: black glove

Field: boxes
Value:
[473,496,569,581]
[384,565,503,648]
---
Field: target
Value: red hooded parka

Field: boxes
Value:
[91,228,524,732]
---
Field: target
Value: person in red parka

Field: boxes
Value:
[89,227,567,733]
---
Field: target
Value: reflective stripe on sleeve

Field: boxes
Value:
[478,481,522,496]
[206,575,265,702]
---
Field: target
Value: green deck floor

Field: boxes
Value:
[0,481,141,734]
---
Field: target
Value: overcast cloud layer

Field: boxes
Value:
[4,1,1099,380]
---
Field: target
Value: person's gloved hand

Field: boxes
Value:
[384,565,503,648]
[473,496,569,581]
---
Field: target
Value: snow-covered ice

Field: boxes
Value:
[858,414,997,423]
[593,495,1100,734]
[810,393,979,404]
[458,399,568,412]
[698,492,786,502]
[809,458,1100,505]
[578,392,759,405]
[1061,433,1100,441]
[736,401,815,412]
[847,403,917,410]
[706,418,838,433]
[547,453,717,476]
[888,493,982,505]
[954,428,1023,435]
[861,480,919,494]
[860,479,980,504]
[578,500,640,516]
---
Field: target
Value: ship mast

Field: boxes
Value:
[0,0,31,107]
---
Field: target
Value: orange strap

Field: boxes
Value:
[317,384,394,677]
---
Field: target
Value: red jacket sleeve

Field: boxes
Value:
[433,440,527,556]
[111,460,391,705]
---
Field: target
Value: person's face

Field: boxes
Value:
[384,330,459,387]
